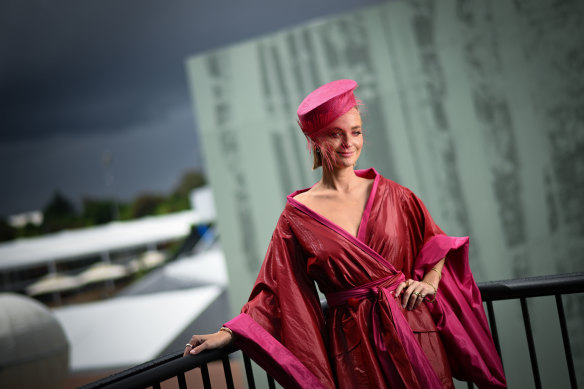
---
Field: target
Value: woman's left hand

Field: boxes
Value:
[395,279,436,310]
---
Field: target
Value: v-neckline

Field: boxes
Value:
[287,168,380,243]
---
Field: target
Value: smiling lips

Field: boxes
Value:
[337,151,355,157]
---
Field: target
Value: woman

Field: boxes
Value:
[184,80,506,388]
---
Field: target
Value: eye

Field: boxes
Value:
[329,131,341,138]
[352,130,362,136]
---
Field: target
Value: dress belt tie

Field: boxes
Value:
[325,274,442,389]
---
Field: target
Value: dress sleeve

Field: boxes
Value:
[401,189,445,261]
[413,236,506,388]
[401,188,506,387]
[223,213,334,389]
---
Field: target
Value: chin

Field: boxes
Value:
[334,159,359,169]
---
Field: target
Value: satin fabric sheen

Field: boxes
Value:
[224,168,506,388]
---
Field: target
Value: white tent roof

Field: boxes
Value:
[52,245,228,371]
[0,210,209,271]
[54,286,222,371]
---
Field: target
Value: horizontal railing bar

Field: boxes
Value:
[80,345,238,389]
[477,272,584,301]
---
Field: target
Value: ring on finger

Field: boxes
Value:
[413,292,419,296]
[186,343,194,348]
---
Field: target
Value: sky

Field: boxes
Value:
[0,0,386,217]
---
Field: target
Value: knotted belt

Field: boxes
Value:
[325,274,442,389]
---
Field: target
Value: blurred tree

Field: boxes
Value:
[173,170,206,197]
[155,193,190,214]
[118,203,133,221]
[82,198,117,225]
[17,222,43,239]
[1,171,209,239]
[42,191,81,232]
[44,191,77,218]
[131,194,165,218]
[0,219,16,242]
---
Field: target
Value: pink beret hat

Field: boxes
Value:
[297,79,358,139]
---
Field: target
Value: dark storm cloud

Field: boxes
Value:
[0,0,387,215]
[1,0,386,141]
[1,0,196,140]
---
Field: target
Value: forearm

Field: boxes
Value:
[422,257,444,288]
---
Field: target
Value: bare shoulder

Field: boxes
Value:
[292,188,318,206]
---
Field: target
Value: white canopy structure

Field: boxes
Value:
[53,246,228,371]
[0,210,209,272]
[54,286,222,371]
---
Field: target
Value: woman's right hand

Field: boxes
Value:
[183,330,232,356]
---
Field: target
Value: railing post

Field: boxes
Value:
[177,372,187,389]
[555,294,578,389]
[486,300,503,360]
[520,297,541,389]
[243,354,256,389]
[222,356,235,389]
[267,373,276,389]
[201,363,212,388]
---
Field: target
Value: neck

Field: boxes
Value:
[320,166,359,192]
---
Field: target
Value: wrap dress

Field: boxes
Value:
[224,168,506,388]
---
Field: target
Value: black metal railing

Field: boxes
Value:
[474,272,583,389]
[82,272,584,389]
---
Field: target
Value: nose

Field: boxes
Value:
[340,134,350,148]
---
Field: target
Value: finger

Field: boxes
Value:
[401,282,415,308]
[183,344,193,357]
[395,282,407,297]
[190,334,207,344]
[185,335,208,356]
[191,341,209,355]
[408,293,419,310]
[407,287,424,310]
[415,291,426,309]
[184,336,201,356]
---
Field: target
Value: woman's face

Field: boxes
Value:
[318,107,363,169]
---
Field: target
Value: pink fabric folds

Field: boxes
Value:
[413,235,507,388]
[325,274,443,389]
[224,313,326,389]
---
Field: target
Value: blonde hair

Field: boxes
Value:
[312,143,322,170]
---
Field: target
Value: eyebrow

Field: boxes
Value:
[329,125,362,131]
